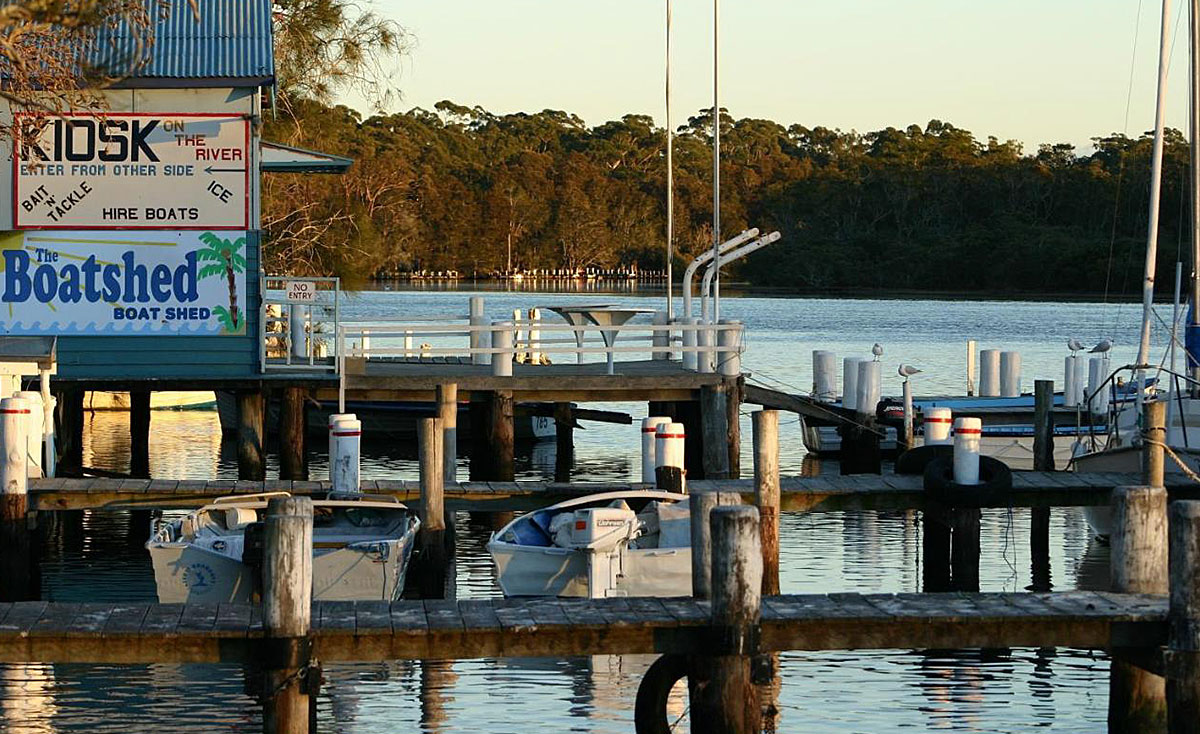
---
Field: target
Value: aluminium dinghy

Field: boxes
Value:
[148,492,420,603]
[488,490,692,598]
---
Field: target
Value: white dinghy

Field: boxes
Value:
[148,492,421,603]
[488,490,692,599]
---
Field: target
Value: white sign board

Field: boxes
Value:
[13,113,249,230]
[0,230,249,335]
[285,280,318,303]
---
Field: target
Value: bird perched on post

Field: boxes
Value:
[898,364,921,381]
[1067,338,1085,353]
[872,343,884,362]
[1090,339,1113,354]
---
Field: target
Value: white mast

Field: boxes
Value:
[710,0,721,323]
[666,0,674,321]
[1137,0,1174,375]
[1191,0,1200,390]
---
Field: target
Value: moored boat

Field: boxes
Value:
[148,492,420,603]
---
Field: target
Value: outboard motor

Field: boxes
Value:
[565,507,637,598]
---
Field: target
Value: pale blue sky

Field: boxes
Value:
[368,0,1192,151]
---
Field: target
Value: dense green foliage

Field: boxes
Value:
[262,99,1195,295]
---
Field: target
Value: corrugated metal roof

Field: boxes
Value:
[91,1,274,83]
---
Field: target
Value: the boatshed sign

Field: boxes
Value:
[0,230,248,335]
[13,113,249,229]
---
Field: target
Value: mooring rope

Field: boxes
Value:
[1142,438,1200,484]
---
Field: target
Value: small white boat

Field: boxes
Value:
[148,492,420,603]
[488,490,692,598]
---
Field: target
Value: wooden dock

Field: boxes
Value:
[0,591,1167,664]
[25,471,1200,512]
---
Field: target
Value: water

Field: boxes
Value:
[2,289,1155,732]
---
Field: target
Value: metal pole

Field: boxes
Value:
[1192,0,1200,393]
[665,0,674,321]
[1138,0,1173,377]
[711,0,721,323]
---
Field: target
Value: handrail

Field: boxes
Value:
[700,231,782,323]
[682,228,758,320]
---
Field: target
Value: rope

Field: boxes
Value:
[1143,438,1200,484]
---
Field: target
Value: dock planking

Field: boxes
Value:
[0,592,1165,664]
[27,472,1200,513]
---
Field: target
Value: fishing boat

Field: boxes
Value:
[488,490,692,598]
[148,492,420,603]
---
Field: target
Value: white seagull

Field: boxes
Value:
[898,364,922,380]
[871,343,884,361]
[1090,339,1113,354]
[1067,338,1085,353]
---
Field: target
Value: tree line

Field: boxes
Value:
[262,98,1194,296]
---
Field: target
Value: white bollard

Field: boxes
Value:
[289,305,308,360]
[330,416,361,493]
[1088,357,1110,415]
[43,395,56,479]
[469,296,487,366]
[528,308,542,364]
[924,406,954,445]
[717,320,742,377]
[979,349,1001,397]
[856,360,882,417]
[812,350,837,402]
[1064,355,1078,408]
[492,321,514,377]
[13,391,43,478]
[843,357,865,411]
[655,421,686,471]
[1000,351,1021,397]
[682,318,700,371]
[697,323,714,374]
[952,417,982,485]
[652,311,670,361]
[1071,354,1086,407]
[966,340,977,396]
[641,416,672,483]
[360,329,371,356]
[0,397,29,497]
[328,413,357,476]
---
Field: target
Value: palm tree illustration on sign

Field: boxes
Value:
[196,232,247,334]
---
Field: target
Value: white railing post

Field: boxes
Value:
[470,296,487,365]
[492,321,514,377]
[652,311,670,360]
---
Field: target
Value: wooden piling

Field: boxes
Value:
[436,384,457,484]
[1168,500,1200,734]
[840,417,882,475]
[262,496,314,734]
[56,388,84,476]
[0,406,35,601]
[691,505,763,734]
[1026,379,1054,591]
[280,387,308,481]
[950,508,981,593]
[921,504,952,593]
[726,377,743,479]
[414,417,453,600]
[701,383,731,480]
[554,402,573,483]
[237,390,266,482]
[1110,483,1169,732]
[130,389,151,479]
[690,491,742,600]
[753,410,780,596]
[676,400,705,481]
[1146,400,1167,488]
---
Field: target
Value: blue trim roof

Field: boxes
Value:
[92,1,274,83]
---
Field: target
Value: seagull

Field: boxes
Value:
[871,343,884,361]
[898,364,922,380]
[1090,339,1113,354]
[1067,338,1085,353]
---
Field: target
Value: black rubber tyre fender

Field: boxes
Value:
[922,455,1013,506]
[894,444,954,475]
[635,654,690,734]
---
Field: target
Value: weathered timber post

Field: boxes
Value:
[1030,379,1054,592]
[554,402,573,484]
[488,390,515,529]
[676,399,705,481]
[414,417,453,599]
[726,377,743,479]
[280,386,308,481]
[436,384,457,484]
[921,501,952,593]
[1168,500,1200,734]
[691,505,762,734]
[949,507,981,592]
[1146,400,1167,488]
[56,388,84,476]
[262,496,315,734]
[752,410,780,595]
[690,491,742,600]
[701,383,731,480]
[130,388,151,479]
[238,390,266,481]
[0,397,36,602]
[1109,479,1169,733]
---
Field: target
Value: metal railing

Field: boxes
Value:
[260,276,341,373]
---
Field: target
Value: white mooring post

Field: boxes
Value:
[855,360,882,418]
[697,323,714,374]
[1000,351,1022,398]
[812,350,837,402]
[469,296,487,366]
[13,391,43,479]
[842,357,865,411]
[38,369,54,479]
[641,416,672,483]
[952,417,981,485]
[329,415,361,492]
[289,304,308,360]
[654,421,687,492]
[717,320,742,377]
[491,321,514,377]
[0,397,29,500]
[924,406,953,445]
[979,349,1000,397]
[1064,355,1079,408]
[966,340,977,396]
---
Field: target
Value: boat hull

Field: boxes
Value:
[491,543,692,598]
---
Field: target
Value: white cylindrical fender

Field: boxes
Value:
[655,422,686,470]
[469,296,487,365]
[812,350,837,402]
[13,391,43,478]
[652,311,670,361]
[856,360,882,417]
[0,397,29,498]
[682,318,700,371]
[328,413,357,477]
[492,321,514,377]
[924,406,953,445]
[289,305,308,360]
[717,320,742,377]
[641,416,672,483]
[842,357,865,411]
[330,416,362,493]
[1063,356,1078,408]
[953,417,982,486]
[999,351,1021,398]
[979,349,1001,397]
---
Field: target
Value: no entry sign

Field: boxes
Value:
[13,113,250,230]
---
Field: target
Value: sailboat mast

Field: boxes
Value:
[711,0,721,323]
[1191,0,1200,388]
[1138,0,1174,371]
[665,0,674,321]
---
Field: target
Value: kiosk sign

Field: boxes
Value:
[0,230,249,335]
[13,113,249,229]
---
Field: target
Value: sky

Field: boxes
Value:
[363,0,1195,152]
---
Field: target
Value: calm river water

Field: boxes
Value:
[1,286,1165,733]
